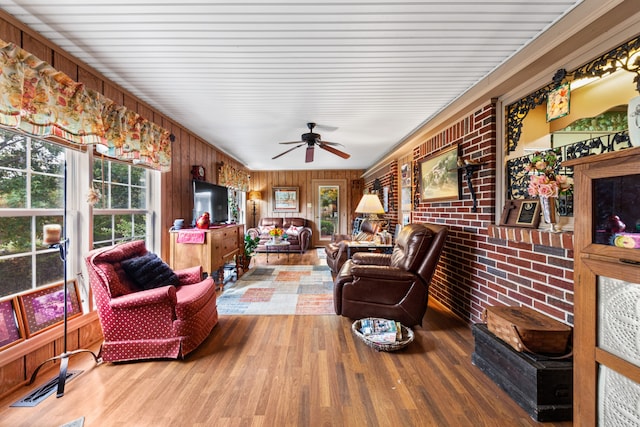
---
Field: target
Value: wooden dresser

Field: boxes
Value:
[564,147,640,425]
[169,224,244,286]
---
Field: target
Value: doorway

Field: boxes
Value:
[312,179,346,247]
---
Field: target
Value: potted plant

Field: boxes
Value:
[242,234,260,269]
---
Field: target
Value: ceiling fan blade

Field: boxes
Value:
[318,143,351,159]
[279,141,303,145]
[305,146,314,163]
[272,144,304,160]
[314,124,339,132]
[317,139,345,147]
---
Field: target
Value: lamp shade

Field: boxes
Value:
[355,194,384,215]
[248,190,262,201]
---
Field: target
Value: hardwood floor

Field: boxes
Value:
[0,250,572,426]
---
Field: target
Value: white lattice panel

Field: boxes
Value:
[598,276,640,367]
[598,366,640,426]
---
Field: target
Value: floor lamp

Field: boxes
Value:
[30,160,100,398]
[248,190,261,228]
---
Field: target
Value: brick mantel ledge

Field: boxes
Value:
[488,225,573,250]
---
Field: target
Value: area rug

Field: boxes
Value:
[217,264,334,315]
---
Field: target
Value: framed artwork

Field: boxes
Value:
[499,199,541,228]
[547,83,570,121]
[401,186,412,211]
[0,297,24,351]
[401,163,411,187]
[383,187,389,212]
[419,145,460,202]
[18,280,82,338]
[272,186,299,212]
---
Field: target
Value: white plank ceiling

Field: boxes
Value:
[1,1,582,170]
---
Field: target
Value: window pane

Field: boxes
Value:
[113,214,130,239]
[133,214,147,238]
[31,174,63,208]
[111,162,129,184]
[30,140,63,174]
[0,255,32,296]
[94,215,113,242]
[131,167,145,186]
[319,186,339,239]
[0,216,32,254]
[0,129,27,169]
[131,185,145,209]
[0,170,26,208]
[35,251,63,286]
[111,183,129,208]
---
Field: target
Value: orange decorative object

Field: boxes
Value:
[196,212,210,229]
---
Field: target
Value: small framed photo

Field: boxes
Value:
[500,199,541,228]
[0,297,25,351]
[272,186,299,212]
[18,280,82,338]
[547,83,570,122]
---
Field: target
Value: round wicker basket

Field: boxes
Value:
[352,318,414,352]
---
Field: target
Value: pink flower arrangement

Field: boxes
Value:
[526,150,573,198]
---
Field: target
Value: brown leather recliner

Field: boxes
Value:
[325,219,383,274]
[333,223,448,326]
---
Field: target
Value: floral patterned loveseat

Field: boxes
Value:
[246,217,312,254]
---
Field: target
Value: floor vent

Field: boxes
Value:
[11,370,82,407]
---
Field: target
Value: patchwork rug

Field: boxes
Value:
[217,264,335,315]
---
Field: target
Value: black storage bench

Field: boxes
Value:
[471,323,573,422]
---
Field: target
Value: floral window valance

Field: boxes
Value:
[218,162,249,192]
[0,39,171,171]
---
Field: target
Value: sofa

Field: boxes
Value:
[246,217,312,253]
[86,240,218,362]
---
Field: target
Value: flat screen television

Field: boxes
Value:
[192,180,229,226]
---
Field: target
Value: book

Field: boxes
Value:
[360,318,399,343]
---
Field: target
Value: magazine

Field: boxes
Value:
[360,318,400,343]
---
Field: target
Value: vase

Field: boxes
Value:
[539,196,560,232]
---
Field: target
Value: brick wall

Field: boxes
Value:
[411,102,574,325]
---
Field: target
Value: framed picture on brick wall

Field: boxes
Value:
[419,145,460,202]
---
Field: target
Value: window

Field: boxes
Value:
[91,156,150,248]
[0,128,65,298]
[0,127,159,300]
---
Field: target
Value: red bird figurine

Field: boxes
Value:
[196,212,210,229]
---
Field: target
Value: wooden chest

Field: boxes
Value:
[471,323,573,422]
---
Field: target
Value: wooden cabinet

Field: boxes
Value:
[169,224,244,285]
[564,147,640,425]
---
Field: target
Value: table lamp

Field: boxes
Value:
[355,194,385,220]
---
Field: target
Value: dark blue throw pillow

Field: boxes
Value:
[120,252,180,291]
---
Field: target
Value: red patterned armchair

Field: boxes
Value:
[86,240,218,362]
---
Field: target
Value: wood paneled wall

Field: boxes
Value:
[249,169,364,235]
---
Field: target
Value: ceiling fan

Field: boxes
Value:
[272,122,351,163]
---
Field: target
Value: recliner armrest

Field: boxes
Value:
[110,286,177,309]
[352,252,391,266]
[351,265,415,281]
